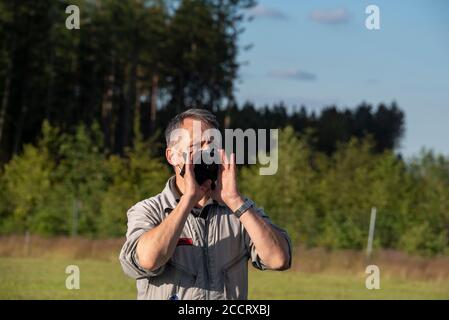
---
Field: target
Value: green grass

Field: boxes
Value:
[0,257,448,299]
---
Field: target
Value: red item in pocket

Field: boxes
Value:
[177,238,193,246]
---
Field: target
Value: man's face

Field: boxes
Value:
[166,117,215,170]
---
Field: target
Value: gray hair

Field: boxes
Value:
[165,108,219,146]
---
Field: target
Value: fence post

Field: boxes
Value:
[366,207,377,261]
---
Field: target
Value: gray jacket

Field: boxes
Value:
[119,176,292,300]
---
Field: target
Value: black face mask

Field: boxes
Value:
[180,148,219,190]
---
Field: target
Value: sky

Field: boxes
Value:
[235,0,449,157]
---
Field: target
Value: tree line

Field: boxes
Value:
[0,123,447,256]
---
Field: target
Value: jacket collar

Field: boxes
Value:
[161,176,180,212]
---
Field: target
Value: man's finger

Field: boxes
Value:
[184,154,195,177]
[220,149,230,169]
[230,152,237,172]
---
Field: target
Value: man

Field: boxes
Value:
[119,108,292,300]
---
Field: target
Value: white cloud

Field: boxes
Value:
[247,4,288,20]
[310,8,350,24]
[268,69,316,81]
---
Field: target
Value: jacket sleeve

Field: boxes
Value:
[244,204,293,271]
[119,199,166,279]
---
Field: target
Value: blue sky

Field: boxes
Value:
[235,0,449,157]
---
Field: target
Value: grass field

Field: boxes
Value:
[1,236,448,299]
[1,257,448,300]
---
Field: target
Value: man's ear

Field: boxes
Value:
[166,147,180,167]
[166,148,174,166]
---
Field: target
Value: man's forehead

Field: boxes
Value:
[173,118,214,147]
[181,118,211,131]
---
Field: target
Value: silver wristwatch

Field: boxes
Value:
[233,198,254,218]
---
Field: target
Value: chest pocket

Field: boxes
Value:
[171,239,202,273]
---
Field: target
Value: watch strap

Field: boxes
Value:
[234,198,254,218]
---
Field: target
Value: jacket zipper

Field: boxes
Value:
[203,212,210,300]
